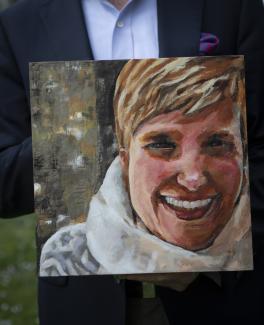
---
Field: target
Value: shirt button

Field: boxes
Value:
[117,20,124,28]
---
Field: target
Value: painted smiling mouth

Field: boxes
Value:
[160,195,219,221]
[164,197,212,209]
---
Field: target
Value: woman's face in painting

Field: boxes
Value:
[120,98,244,251]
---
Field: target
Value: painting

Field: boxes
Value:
[30,56,253,276]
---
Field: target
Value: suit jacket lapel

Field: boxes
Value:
[157,0,204,57]
[39,0,93,61]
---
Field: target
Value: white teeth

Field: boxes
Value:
[183,201,189,209]
[164,197,212,209]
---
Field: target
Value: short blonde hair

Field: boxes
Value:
[114,56,246,149]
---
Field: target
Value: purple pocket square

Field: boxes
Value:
[199,32,219,55]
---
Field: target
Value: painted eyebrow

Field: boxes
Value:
[138,130,183,143]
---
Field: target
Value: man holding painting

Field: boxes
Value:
[0,0,263,324]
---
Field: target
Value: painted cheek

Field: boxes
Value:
[133,150,174,190]
[206,157,242,193]
[129,152,163,230]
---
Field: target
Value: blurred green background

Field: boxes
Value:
[0,0,17,11]
[0,215,38,325]
[0,2,38,325]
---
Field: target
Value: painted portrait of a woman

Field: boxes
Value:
[40,56,252,277]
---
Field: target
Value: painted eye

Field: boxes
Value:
[145,142,176,150]
[203,134,235,156]
[207,138,225,147]
[205,134,234,148]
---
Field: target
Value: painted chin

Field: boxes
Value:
[158,194,221,222]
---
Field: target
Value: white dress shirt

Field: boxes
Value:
[82,0,159,60]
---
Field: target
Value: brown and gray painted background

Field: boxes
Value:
[30,60,126,247]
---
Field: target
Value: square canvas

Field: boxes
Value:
[30,57,253,276]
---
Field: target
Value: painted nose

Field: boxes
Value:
[177,158,207,192]
[177,172,207,191]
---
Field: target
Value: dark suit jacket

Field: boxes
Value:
[0,0,263,324]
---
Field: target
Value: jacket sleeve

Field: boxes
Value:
[238,0,264,235]
[0,17,34,218]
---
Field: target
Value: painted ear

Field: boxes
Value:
[119,148,129,171]
[119,148,129,190]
